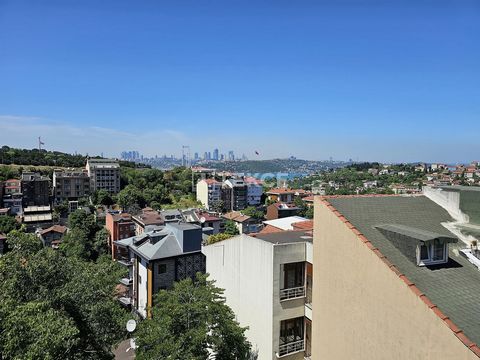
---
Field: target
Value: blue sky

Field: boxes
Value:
[0,0,479,163]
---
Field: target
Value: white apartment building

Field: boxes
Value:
[246,181,263,206]
[196,178,222,210]
[202,231,313,360]
[86,158,121,193]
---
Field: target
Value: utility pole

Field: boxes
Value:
[38,137,45,150]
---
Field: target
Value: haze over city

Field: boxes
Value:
[1,1,479,162]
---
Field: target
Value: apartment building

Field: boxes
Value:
[245,177,263,206]
[203,231,313,359]
[3,193,22,215]
[3,179,21,195]
[196,178,222,210]
[222,178,247,211]
[312,194,480,360]
[105,212,136,258]
[266,203,300,220]
[86,158,121,193]
[222,211,261,234]
[114,222,206,318]
[21,172,50,207]
[132,208,164,235]
[53,169,91,203]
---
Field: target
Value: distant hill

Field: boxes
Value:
[0,146,144,169]
[199,158,351,175]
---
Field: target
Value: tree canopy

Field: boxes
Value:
[0,231,128,359]
[135,273,253,360]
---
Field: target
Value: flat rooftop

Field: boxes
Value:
[255,230,312,244]
[327,195,480,346]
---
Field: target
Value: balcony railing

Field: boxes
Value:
[280,286,305,301]
[120,278,133,286]
[117,258,133,267]
[118,296,132,307]
[277,339,305,357]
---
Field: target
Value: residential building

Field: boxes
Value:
[196,178,222,210]
[160,209,184,222]
[22,205,53,229]
[266,203,300,220]
[53,169,91,203]
[222,211,260,234]
[21,172,51,207]
[202,230,313,359]
[0,208,10,216]
[86,158,121,193]
[263,216,308,232]
[2,193,23,215]
[267,188,295,203]
[3,179,21,195]
[182,209,223,234]
[312,194,480,360]
[37,225,68,248]
[132,208,164,235]
[222,178,247,211]
[245,177,263,206]
[114,223,206,318]
[106,212,136,258]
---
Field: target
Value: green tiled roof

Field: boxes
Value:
[328,195,480,345]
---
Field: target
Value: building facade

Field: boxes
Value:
[53,169,91,203]
[106,212,136,258]
[86,158,121,193]
[21,172,50,207]
[115,223,206,318]
[312,195,480,360]
[222,178,247,211]
[203,231,313,360]
[196,178,222,210]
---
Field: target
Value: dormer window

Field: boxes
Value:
[417,240,448,266]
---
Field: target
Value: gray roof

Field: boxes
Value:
[255,230,313,244]
[328,195,480,345]
[375,224,457,243]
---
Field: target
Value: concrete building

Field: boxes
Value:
[2,193,22,215]
[86,158,121,193]
[159,209,184,223]
[21,172,50,207]
[22,205,53,229]
[266,203,300,220]
[106,212,136,258]
[263,216,308,232]
[3,179,21,195]
[181,209,223,235]
[245,177,263,206]
[53,169,91,203]
[222,211,260,234]
[312,194,480,360]
[132,208,164,235]
[222,178,247,211]
[203,230,313,359]
[196,178,222,210]
[114,223,206,318]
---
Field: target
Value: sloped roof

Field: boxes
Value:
[263,216,308,231]
[39,225,68,235]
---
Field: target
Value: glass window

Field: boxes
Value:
[283,262,304,289]
[420,244,429,261]
[158,264,167,274]
[432,242,445,261]
[280,317,304,345]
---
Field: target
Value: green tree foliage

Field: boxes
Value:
[242,206,265,220]
[224,220,240,235]
[0,216,20,234]
[0,232,127,359]
[117,185,146,211]
[93,189,114,207]
[207,232,235,245]
[135,273,252,360]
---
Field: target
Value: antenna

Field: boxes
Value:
[38,136,45,150]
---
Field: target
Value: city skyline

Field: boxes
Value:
[1,1,479,163]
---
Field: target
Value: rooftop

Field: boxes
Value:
[223,211,252,223]
[39,225,68,235]
[254,230,313,244]
[325,195,480,348]
[263,216,308,231]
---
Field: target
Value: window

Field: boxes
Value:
[158,264,167,274]
[417,241,447,265]
[282,262,304,289]
[138,275,142,284]
[280,317,304,345]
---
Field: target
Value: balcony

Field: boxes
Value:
[117,258,133,267]
[277,339,305,357]
[120,277,133,286]
[118,296,132,307]
[280,286,305,301]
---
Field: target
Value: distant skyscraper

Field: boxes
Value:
[204,152,208,160]
[213,148,219,161]
[194,152,199,161]
[207,152,211,160]
[228,150,235,161]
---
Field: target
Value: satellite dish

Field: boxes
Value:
[126,319,137,333]
[200,216,206,224]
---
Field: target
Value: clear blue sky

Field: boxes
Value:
[0,0,479,163]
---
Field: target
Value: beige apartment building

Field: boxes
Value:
[86,158,121,193]
[312,195,480,360]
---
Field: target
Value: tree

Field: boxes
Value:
[93,228,110,258]
[117,185,146,211]
[67,209,97,239]
[94,189,114,207]
[0,215,20,234]
[207,232,235,245]
[224,220,240,235]
[242,206,265,220]
[0,232,128,359]
[135,273,252,360]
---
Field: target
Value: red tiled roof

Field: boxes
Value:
[196,211,221,222]
[291,220,314,231]
[320,194,480,358]
[244,176,264,185]
[267,188,295,194]
[39,225,67,235]
[256,224,285,235]
[223,211,251,223]
[203,178,221,185]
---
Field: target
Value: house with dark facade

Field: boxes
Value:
[37,225,68,248]
[114,222,206,318]
[21,172,51,207]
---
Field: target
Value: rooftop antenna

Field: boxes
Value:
[38,136,45,150]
